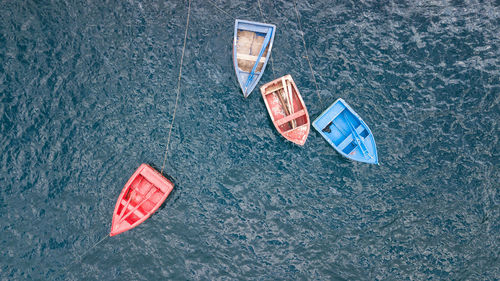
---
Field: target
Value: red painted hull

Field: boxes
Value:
[260,75,310,145]
[110,164,174,236]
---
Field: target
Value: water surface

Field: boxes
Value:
[1,0,499,280]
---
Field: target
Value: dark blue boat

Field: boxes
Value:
[313,98,378,164]
[233,19,275,98]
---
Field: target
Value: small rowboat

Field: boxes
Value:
[233,19,276,98]
[312,98,378,164]
[110,164,174,236]
[260,75,310,145]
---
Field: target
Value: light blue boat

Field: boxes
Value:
[312,98,378,164]
[233,19,275,98]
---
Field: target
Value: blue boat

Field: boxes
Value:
[233,19,275,98]
[312,98,378,164]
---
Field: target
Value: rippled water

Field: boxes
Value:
[1,0,499,280]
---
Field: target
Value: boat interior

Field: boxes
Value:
[322,110,370,155]
[115,175,164,226]
[262,78,308,134]
[236,30,269,73]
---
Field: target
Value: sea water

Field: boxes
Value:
[1,0,498,279]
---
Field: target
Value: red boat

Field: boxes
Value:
[260,75,310,145]
[110,164,174,236]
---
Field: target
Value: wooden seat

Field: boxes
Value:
[237,53,266,63]
[263,83,284,95]
[336,124,365,151]
[276,109,306,126]
[120,201,147,218]
[283,123,308,133]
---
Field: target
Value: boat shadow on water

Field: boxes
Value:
[147,164,177,213]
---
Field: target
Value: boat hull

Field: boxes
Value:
[233,19,275,98]
[110,164,174,236]
[312,98,378,164]
[260,75,310,145]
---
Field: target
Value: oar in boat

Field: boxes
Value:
[244,28,273,94]
[117,189,136,219]
[282,77,296,128]
[276,82,295,129]
[286,80,294,112]
[116,176,144,219]
[286,79,296,128]
[118,185,157,224]
[343,112,372,159]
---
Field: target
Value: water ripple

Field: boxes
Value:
[0,0,498,280]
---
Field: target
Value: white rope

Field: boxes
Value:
[208,0,320,104]
[57,0,190,277]
[161,0,192,175]
[206,0,276,79]
[206,0,233,18]
[56,234,109,278]
[292,0,324,107]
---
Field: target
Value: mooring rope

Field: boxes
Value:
[257,0,276,79]
[206,0,276,79]
[208,0,322,105]
[206,0,234,18]
[161,0,192,175]
[55,233,109,278]
[292,0,324,107]
[55,0,191,278]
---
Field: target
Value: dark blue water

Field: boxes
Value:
[1,0,499,279]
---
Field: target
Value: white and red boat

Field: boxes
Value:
[260,75,310,145]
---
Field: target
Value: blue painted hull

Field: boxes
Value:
[312,98,378,164]
[233,19,275,98]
